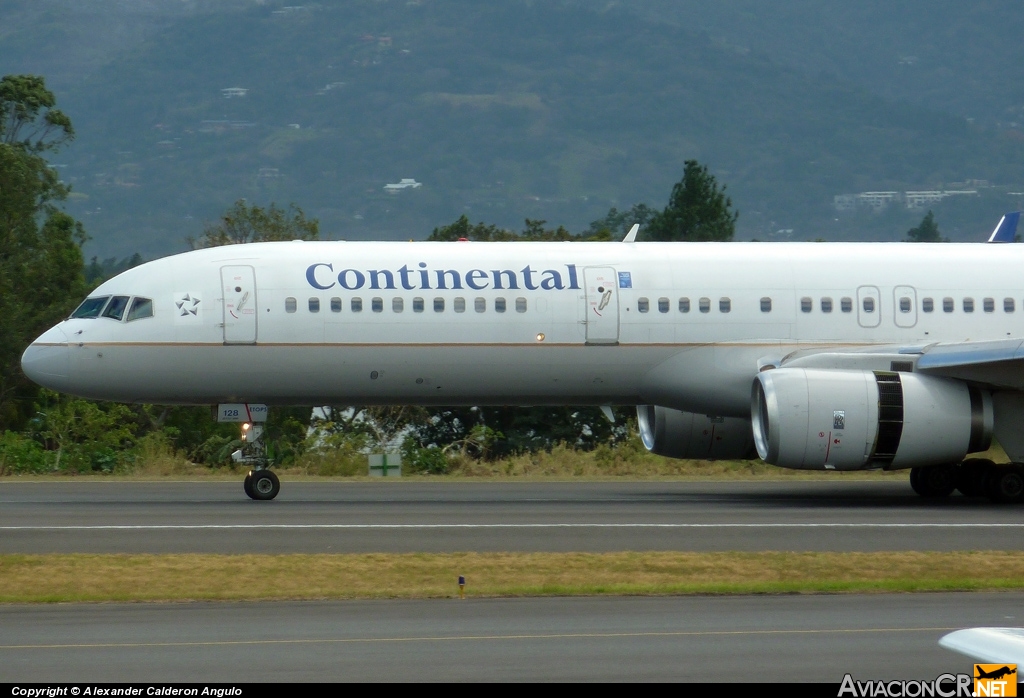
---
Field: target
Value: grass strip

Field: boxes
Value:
[3,551,1024,603]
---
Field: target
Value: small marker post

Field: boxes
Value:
[458,575,465,599]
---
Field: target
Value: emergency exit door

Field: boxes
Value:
[221,265,258,344]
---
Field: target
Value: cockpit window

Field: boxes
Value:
[126,297,154,322]
[70,296,110,319]
[101,295,130,321]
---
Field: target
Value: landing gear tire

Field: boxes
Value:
[956,458,994,498]
[909,464,958,498]
[986,464,1024,504]
[243,473,254,499]
[248,469,280,501]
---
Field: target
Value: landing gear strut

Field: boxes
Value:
[910,460,1024,504]
[230,416,280,501]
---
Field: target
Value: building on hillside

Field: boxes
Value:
[904,190,978,209]
[383,178,423,193]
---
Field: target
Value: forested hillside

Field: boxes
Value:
[2,0,1023,257]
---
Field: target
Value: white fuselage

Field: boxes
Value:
[22,241,1024,417]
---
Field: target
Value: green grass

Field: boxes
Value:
[3,551,1024,603]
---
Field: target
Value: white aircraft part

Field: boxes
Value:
[583,266,619,344]
[221,265,257,344]
[856,285,881,328]
[637,405,755,460]
[940,627,1024,665]
[752,368,992,470]
[893,285,918,328]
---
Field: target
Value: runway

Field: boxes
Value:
[0,593,1012,682]
[0,480,1021,553]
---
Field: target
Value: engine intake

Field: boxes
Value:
[751,368,992,470]
[637,405,756,460]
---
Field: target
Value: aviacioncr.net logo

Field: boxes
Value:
[838,673,974,697]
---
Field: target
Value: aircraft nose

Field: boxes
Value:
[21,325,70,392]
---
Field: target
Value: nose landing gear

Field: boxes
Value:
[221,404,280,501]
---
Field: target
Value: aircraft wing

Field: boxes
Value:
[915,338,1024,390]
[780,338,1024,391]
[940,628,1024,664]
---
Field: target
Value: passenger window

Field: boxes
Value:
[71,296,111,319]
[658,297,670,313]
[454,297,466,313]
[1006,298,1016,313]
[413,297,424,313]
[983,297,995,313]
[434,297,445,312]
[330,297,342,313]
[102,295,130,320]
[963,298,974,313]
[475,297,486,313]
[308,298,320,313]
[922,298,934,313]
[899,297,911,313]
[943,297,954,313]
[760,297,772,313]
[126,297,153,321]
[719,298,731,313]
[638,297,649,313]
[351,297,363,312]
[515,297,527,313]
[679,297,690,313]
[863,297,875,313]
[840,297,853,313]
[699,297,710,313]
[285,297,297,313]
[372,297,383,313]
[821,297,833,313]
[393,297,404,313]
[801,297,812,313]
[495,298,507,313]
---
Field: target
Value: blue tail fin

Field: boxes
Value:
[987,212,1020,242]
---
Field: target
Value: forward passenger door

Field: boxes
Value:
[583,267,620,345]
[221,265,258,344]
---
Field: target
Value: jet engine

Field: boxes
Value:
[751,368,992,470]
[636,405,757,460]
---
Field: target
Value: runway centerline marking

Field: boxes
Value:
[0,523,1022,530]
[0,626,958,650]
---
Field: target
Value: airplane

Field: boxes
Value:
[20,213,1024,501]
[977,665,1017,680]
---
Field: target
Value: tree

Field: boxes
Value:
[0,75,86,430]
[188,199,319,248]
[428,215,604,242]
[0,75,74,153]
[906,210,946,242]
[587,203,656,240]
[644,160,737,242]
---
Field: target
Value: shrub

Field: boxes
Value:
[0,431,50,474]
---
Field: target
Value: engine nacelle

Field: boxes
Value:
[636,405,757,460]
[751,368,993,470]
